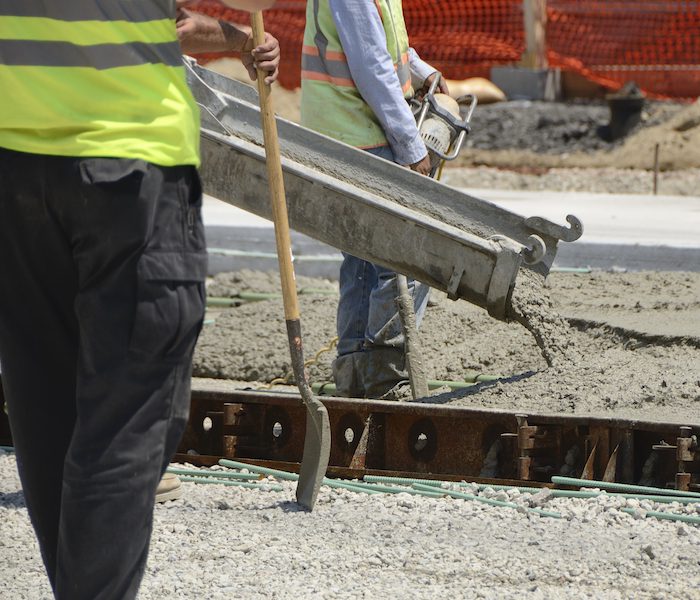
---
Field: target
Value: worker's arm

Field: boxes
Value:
[176,8,280,83]
[328,0,430,173]
[407,48,449,96]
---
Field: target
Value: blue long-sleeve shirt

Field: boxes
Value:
[328,0,435,165]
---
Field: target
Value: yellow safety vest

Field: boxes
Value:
[301,0,412,149]
[0,0,200,167]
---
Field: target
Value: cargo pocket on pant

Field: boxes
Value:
[129,250,207,361]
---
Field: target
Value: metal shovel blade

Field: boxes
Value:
[286,320,331,510]
[296,386,331,509]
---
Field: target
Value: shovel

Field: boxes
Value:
[250,11,331,510]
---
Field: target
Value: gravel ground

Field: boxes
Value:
[2,453,699,600]
[442,166,700,196]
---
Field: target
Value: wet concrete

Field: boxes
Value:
[193,269,700,424]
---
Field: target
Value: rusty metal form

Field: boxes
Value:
[648,425,700,492]
[175,382,700,490]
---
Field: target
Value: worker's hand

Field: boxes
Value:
[241,31,280,84]
[176,7,279,85]
[409,154,432,176]
[419,72,449,97]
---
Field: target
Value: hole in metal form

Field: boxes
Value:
[414,432,428,452]
[344,427,355,444]
[408,418,438,461]
[202,416,213,432]
[335,413,364,455]
[264,408,292,447]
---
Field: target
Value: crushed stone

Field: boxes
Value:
[2,455,699,600]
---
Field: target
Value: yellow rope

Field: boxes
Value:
[257,336,338,390]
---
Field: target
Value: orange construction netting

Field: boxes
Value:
[188,0,700,99]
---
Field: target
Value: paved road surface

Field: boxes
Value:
[203,188,700,275]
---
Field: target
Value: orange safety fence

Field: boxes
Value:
[186,0,700,99]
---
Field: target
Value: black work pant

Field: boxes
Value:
[0,148,207,600]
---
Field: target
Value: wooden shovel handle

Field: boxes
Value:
[251,11,299,321]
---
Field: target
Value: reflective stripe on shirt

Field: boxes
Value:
[0,0,175,22]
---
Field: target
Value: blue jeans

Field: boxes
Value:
[334,145,430,397]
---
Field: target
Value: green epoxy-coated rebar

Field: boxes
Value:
[582,491,700,505]
[426,380,474,390]
[413,483,562,519]
[218,459,383,495]
[339,479,443,498]
[206,297,240,306]
[179,476,283,491]
[364,476,542,491]
[621,507,700,525]
[365,476,700,505]
[324,481,384,495]
[552,476,700,499]
[542,487,700,505]
[365,475,460,487]
[219,459,298,480]
[211,461,699,509]
[206,288,336,307]
[176,472,700,525]
[167,467,260,480]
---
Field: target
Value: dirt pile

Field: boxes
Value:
[608,100,700,170]
[459,99,700,171]
[464,100,682,155]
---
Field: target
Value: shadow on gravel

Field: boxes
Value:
[416,371,538,405]
[0,491,26,509]
[277,500,312,513]
[229,499,308,513]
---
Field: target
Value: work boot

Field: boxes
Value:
[332,352,366,398]
[362,347,409,400]
[155,472,182,503]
